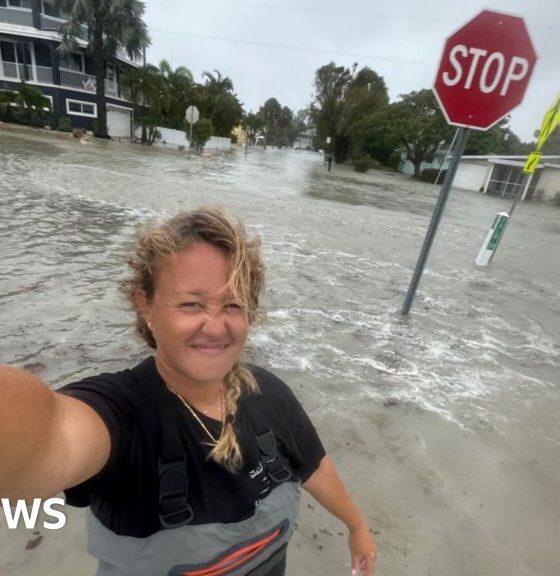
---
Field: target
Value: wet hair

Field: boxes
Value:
[120,206,265,472]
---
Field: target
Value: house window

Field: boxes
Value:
[59,52,85,73]
[41,93,53,111]
[40,0,62,17]
[0,41,16,63]
[7,0,31,8]
[66,99,97,117]
[106,62,116,82]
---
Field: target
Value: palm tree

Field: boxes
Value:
[17,82,52,110]
[121,64,167,144]
[197,69,242,137]
[202,69,234,93]
[56,0,150,138]
[158,60,194,129]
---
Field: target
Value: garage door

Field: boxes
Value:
[454,163,490,191]
[107,105,131,138]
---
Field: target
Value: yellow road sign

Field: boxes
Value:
[536,93,560,151]
[523,152,541,174]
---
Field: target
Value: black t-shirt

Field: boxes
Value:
[59,357,325,538]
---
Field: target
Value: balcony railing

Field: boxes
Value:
[60,68,96,91]
[0,61,24,79]
[115,45,142,65]
[35,64,53,84]
[1,60,119,97]
[0,6,34,26]
[40,13,89,40]
[60,69,119,97]
[39,13,62,32]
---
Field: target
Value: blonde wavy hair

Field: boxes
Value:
[120,206,265,472]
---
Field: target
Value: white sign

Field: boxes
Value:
[442,46,529,96]
[185,106,199,125]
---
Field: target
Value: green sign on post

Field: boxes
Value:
[487,214,509,251]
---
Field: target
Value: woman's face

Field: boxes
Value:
[138,242,250,389]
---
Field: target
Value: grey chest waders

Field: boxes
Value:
[85,359,302,576]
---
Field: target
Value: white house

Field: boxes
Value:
[453,155,560,202]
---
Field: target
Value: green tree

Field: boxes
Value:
[242,111,264,145]
[121,64,167,144]
[286,108,308,147]
[159,60,194,130]
[309,62,352,160]
[188,117,213,152]
[17,82,52,110]
[56,0,150,138]
[338,67,389,161]
[387,89,453,177]
[463,118,513,155]
[194,70,243,137]
[258,97,282,146]
[0,84,52,126]
[309,63,389,163]
[347,110,396,165]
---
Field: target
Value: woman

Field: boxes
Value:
[0,207,376,576]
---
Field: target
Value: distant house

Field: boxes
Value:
[454,155,560,202]
[398,140,560,203]
[0,0,141,136]
[293,129,315,150]
[398,140,451,175]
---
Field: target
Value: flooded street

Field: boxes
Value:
[1,128,559,576]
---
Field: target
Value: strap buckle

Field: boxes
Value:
[257,431,293,484]
[158,457,194,528]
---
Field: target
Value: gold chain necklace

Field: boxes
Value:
[167,385,225,446]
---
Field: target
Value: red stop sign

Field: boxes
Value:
[433,10,537,131]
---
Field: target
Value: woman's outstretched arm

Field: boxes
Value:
[0,365,110,501]
[303,456,377,575]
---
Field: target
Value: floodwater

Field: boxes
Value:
[1,128,559,574]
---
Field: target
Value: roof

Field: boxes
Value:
[462,155,560,160]
[0,21,88,47]
[461,157,560,170]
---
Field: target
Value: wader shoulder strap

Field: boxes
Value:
[131,357,194,529]
[243,390,293,485]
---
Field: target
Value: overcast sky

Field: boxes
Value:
[143,0,559,142]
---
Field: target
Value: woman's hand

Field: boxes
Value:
[348,523,377,576]
[302,458,378,574]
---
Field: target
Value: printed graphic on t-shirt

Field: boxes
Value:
[248,461,272,507]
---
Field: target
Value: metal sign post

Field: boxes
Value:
[475,92,560,265]
[185,105,200,157]
[401,127,470,316]
[402,9,537,314]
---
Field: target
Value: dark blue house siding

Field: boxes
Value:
[0,4,136,134]
[0,78,131,131]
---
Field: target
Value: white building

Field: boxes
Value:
[453,156,560,202]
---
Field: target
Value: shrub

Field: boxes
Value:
[230,133,238,144]
[353,157,372,173]
[387,150,402,170]
[188,118,213,152]
[11,108,34,125]
[56,116,72,132]
[420,168,446,183]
